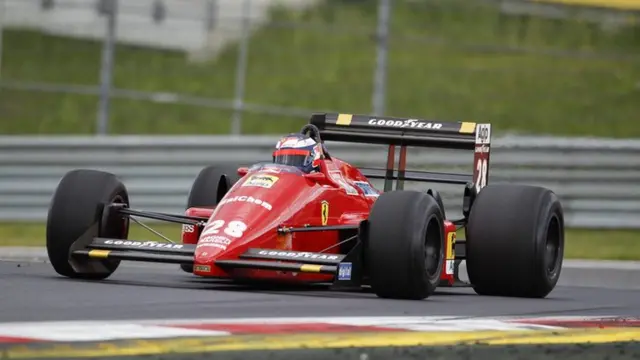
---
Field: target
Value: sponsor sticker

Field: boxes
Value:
[197,243,227,250]
[354,181,380,197]
[475,123,491,145]
[200,236,232,245]
[103,240,184,249]
[321,200,329,226]
[444,231,456,276]
[368,118,443,130]
[194,265,211,272]
[198,235,231,250]
[446,232,456,261]
[218,195,273,211]
[257,250,340,261]
[182,224,195,233]
[242,175,279,188]
[338,262,352,281]
[328,171,358,195]
[446,260,455,275]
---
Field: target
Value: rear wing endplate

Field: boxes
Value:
[309,113,492,193]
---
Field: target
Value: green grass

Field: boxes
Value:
[1,0,639,136]
[1,222,638,260]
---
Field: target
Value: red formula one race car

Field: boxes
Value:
[46,113,565,300]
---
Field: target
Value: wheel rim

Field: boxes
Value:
[544,215,561,275]
[102,194,129,239]
[424,216,442,278]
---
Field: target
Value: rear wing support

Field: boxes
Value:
[309,113,492,192]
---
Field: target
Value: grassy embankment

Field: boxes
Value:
[0,1,638,258]
[1,0,639,136]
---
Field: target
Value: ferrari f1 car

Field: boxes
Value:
[46,113,564,300]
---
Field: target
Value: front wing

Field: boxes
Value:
[73,233,364,287]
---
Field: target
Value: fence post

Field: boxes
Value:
[372,0,391,116]
[0,0,4,82]
[206,0,218,32]
[231,0,252,135]
[96,0,118,136]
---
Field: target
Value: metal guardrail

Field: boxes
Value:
[1,135,639,229]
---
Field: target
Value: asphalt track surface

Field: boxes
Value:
[1,260,639,322]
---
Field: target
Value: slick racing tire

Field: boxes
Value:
[426,188,446,219]
[46,169,130,280]
[465,184,564,298]
[181,165,242,273]
[366,190,445,300]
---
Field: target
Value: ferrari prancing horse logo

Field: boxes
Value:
[321,201,329,226]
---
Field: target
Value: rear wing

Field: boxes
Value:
[309,113,491,193]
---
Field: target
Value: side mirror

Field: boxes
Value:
[304,172,332,185]
[237,167,249,176]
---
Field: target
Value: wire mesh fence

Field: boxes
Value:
[0,0,639,136]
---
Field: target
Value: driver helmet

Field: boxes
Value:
[273,134,324,173]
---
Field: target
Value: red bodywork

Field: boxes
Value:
[181,156,458,286]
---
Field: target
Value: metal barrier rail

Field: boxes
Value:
[1,135,638,229]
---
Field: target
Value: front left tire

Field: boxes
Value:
[47,169,130,280]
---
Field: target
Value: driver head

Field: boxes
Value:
[273,134,323,173]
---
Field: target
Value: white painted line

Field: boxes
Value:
[0,323,230,342]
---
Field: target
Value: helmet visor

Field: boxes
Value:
[273,149,310,168]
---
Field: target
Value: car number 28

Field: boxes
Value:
[475,158,488,193]
[201,220,247,238]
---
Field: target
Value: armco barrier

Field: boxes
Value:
[1,135,639,229]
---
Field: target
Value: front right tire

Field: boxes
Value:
[366,190,445,300]
[180,165,242,273]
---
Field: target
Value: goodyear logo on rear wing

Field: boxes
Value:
[242,174,279,188]
[335,113,481,137]
[367,118,443,129]
[335,113,443,129]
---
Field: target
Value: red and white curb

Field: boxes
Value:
[0,316,637,343]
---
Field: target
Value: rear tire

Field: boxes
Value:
[465,184,564,298]
[366,191,444,300]
[427,188,446,219]
[46,169,129,280]
[181,165,242,273]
